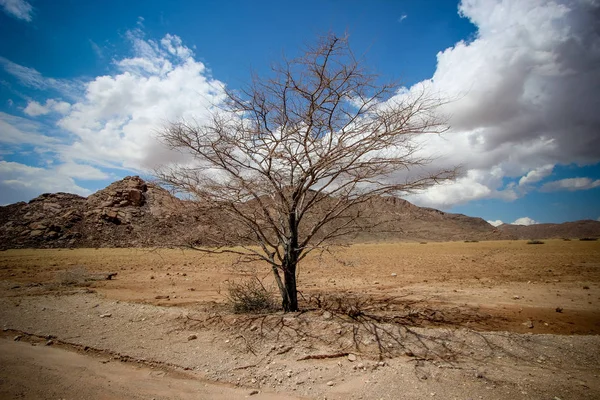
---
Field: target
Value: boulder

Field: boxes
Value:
[127,189,145,206]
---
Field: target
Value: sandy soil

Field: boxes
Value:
[0,239,599,399]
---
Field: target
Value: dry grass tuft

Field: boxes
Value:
[527,240,545,245]
[226,278,278,314]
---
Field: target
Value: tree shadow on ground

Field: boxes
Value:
[175,291,598,382]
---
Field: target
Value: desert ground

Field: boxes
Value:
[0,239,599,399]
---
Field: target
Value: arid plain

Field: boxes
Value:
[1,239,599,399]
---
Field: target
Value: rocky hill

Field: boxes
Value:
[0,176,202,249]
[0,176,598,249]
[496,220,600,240]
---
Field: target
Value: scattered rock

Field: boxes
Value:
[512,295,521,300]
[391,273,397,277]
[556,307,563,313]
[327,381,334,386]
[322,311,332,320]
[46,340,54,346]
[249,390,259,396]
[13,335,22,341]
[187,334,198,341]
[154,295,170,300]
[100,313,112,318]
[347,353,357,362]
[523,320,534,329]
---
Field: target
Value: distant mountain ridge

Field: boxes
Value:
[0,176,598,249]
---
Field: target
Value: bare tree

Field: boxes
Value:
[157,34,456,312]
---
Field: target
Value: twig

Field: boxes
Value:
[297,352,349,361]
[276,346,294,355]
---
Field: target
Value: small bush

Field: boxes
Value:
[226,278,277,314]
[579,237,598,241]
[464,240,479,243]
[419,242,427,244]
[527,240,545,245]
[562,238,571,241]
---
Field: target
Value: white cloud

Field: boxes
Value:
[540,177,600,192]
[0,29,228,203]
[487,219,503,227]
[518,164,554,186]
[54,29,226,170]
[512,217,538,226]
[398,14,408,22]
[395,0,600,209]
[0,0,32,21]
[0,112,60,146]
[0,57,81,99]
[0,161,95,204]
[24,99,71,116]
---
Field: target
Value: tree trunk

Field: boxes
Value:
[283,263,298,312]
[280,211,299,312]
[271,265,290,311]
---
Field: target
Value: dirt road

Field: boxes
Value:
[0,338,298,400]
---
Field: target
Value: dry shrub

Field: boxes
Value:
[226,278,277,314]
[527,240,545,245]
[579,237,598,241]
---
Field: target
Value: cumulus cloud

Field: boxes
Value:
[54,29,226,170]
[540,177,600,192]
[0,0,33,21]
[518,164,554,187]
[396,0,600,209]
[487,219,503,227]
[512,217,538,226]
[24,99,71,116]
[0,161,95,205]
[0,29,226,203]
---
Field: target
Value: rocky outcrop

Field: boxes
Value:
[0,176,204,250]
[0,192,87,248]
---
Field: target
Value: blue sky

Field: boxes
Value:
[0,0,599,226]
